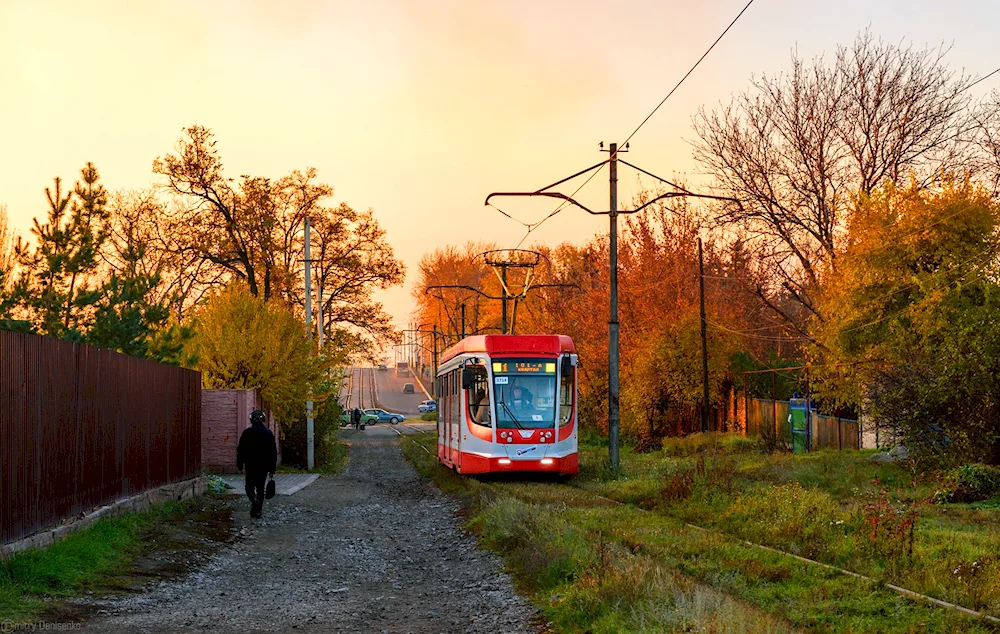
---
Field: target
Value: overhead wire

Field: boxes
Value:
[500,0,757,247]
[706,318,810,342]
[965,66,1000,92]
[619,0,756,150]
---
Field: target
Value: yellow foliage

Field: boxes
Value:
[188,284,333,425]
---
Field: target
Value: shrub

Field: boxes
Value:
[658,470,696,503]
[281,400,341,469]
[420,411,437,422]
[660,432,759,457]
[722,483,842,558]
[933,463,1000,504]
[948,558,999,610]
[856,482,923,575]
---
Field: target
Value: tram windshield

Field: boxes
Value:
[491,359,558,429]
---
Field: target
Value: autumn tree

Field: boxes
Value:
[14,164,110,338]
[292,202,405,353]
[0,205,21,328]
[154,125,403,352]
[188,284,339,423]
[87,190,177,358]
[413,242,503,341]
[412,193,778,439]
[153,126,331,301]
[812,179,1000,464]
[693,31,979,331]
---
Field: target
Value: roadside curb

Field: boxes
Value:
[412,372,433,400]
[1,476,207,559]
[371,368,382,408]
[282,474,321,495]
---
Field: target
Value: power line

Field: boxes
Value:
[619,0,756,150]
[706,318,810,342]
[503,0,756,248]
[966,66,1000,92]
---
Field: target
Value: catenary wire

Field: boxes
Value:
[619,0,756,150]
[965,66,1000,92]
[504,0,756,247]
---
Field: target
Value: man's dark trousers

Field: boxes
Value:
[245,469,268,514]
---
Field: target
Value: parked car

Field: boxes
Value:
[364,408,404,424]
[418,400,437,413]
[340,410,378,426]
[378,363,387,371]
[403,383,415,394]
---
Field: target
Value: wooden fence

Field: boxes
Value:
[743,395,859,450]
[1,330,201,544]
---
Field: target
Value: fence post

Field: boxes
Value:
[743,376,749,435]
[771,370,777,447]
[837,417,842,450]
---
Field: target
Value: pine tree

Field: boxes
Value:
[15,163,109,339]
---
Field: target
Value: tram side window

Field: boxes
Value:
[559,369,573,424]
[466,366,492,427]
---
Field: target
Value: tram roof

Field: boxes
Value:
[440,334,575,364]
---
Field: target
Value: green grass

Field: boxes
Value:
[578,435,1000,618]
[319,430,349,474]
[401,433,797,633]
[0,500,192,622]
[401,432,1000,633]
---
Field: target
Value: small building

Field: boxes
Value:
[201,389,280,473]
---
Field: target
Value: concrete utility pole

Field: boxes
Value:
[485,143,735,477]
[317,270,324,348]
[304,217,315,470]
[461,304,466,339]
[501,268,509,334]
[699,237,709,433]
[608,143,621,475]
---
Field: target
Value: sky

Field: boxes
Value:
[2,0,999,328]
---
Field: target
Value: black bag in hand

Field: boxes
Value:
[265,475,276,499]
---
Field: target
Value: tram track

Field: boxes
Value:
[398,434,1000,631]
[342,366,356,410]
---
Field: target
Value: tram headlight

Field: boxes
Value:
[541,458,554,465]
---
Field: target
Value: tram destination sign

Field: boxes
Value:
[493,361,557,374]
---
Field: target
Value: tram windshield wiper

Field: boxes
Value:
[498,396,524,430]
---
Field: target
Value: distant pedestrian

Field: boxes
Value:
[237,409,278,519]
[352,407,362,430]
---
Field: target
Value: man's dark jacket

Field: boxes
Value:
[237,422,278,474]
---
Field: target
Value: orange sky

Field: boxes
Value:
[3,0,999,327]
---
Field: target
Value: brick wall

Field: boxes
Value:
[201,390,279,473]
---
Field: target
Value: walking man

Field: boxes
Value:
[237,409,278,519]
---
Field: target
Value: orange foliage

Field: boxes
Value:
[412,197,792,438]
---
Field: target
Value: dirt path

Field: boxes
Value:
[80,428,537,633]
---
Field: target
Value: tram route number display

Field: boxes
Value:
[492,361,556,374]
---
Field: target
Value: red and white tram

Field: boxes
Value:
[434,334,579,475]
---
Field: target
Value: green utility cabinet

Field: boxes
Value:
[789,397,809,453]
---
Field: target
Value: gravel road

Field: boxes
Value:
[81,427,538,633]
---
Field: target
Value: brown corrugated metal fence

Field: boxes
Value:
[1,330,201,545]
